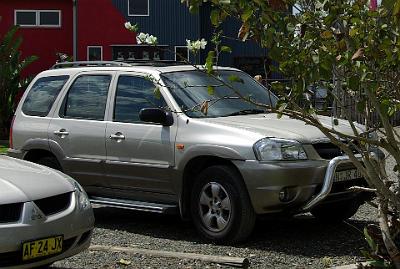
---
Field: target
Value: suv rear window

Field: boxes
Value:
[22,75,69,117]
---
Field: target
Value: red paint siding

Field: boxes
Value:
[0,0,73,77]
[77,0,136,61]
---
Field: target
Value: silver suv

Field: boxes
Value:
[9,61,373,243]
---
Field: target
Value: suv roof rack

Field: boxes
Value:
[115,60,187,67]
[51,61,132,69]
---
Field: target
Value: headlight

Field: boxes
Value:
[253,138,308,161]
[74,181,91,210]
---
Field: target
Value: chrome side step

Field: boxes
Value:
[90,196,178,214]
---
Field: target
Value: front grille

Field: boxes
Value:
[34,192,72,216]
[313,143,343,159]
[0,203,23,223]
[0,236,77,267]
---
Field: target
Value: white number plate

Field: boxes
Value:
[334,169,362,182]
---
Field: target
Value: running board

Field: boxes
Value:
[90,196,178,214]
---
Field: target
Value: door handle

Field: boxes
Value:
[54,129,69,137]
[110,133,125,141]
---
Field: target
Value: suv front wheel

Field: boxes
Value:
[190,165,256,244]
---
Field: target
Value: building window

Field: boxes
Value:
[87,46,103,61]
[15,10,61,27]
[175,46,189,62]
[128,0,149,16]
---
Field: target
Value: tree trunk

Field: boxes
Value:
[378,199,400,268]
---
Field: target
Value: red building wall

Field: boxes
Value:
[0,0,73,77]
[77,0,136,61]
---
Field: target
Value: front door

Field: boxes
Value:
[105,74,177,203]
[48,73,114,194]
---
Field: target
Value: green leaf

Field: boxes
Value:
[364,227,378,252]
[220,46,232,53]
[312,54,319,64]
[228,75,244,83]
[207,85,215,95]
[348,76,360,90]
[394,0,400,16]
[321,30,333,39]
[382,0,396,9]
[286,23,295,33]
[356,100,366,112]
[153,87,161,99]
[367,260,388,268]
[241,8,253,22]
[205,51,215,74]
[210,9,220,26]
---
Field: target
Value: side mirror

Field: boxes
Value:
[139,108,174,126]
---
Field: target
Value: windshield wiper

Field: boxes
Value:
[225,109,266,117]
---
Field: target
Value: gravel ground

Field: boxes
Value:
[52,203,377,269]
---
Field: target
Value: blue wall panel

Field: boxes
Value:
[112,0,200,60]
[112,0,272,73]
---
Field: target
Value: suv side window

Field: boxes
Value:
[113,75,168,123]
[22,75,69,117]
[60,75,111,121]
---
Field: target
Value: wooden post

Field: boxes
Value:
[89,245,250,268]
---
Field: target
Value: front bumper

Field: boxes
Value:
[0,191,95,268]
[234,155,372,214]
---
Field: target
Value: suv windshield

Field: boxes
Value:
[161,70,278,118]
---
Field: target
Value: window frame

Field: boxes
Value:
[128,0,150,17]
[87,46,103,61]
[15,10,61,28]
[174,46,190,62]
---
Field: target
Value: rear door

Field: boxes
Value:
[48,72,114,194]
[105,73,177,203]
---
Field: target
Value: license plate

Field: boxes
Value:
[334,169,362,182]
[22,236,63,261]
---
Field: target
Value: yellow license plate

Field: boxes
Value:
[22,236,63,261]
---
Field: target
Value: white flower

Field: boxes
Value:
[186,38,207,52]
[124,22,132,30]
[136,32,158,45]
[199,38,207,49]
[186,39,193,50]
[146,35,158,45]
[124,21,138,32]
[136,32,149,44]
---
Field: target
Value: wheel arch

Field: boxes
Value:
[179,155,249,219]
[24,148,55,162]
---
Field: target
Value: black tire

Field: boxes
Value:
[36,156,62,171]
[311,198,361,223]
[190,165,256,244]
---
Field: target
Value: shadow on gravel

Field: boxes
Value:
[93,206,373,258]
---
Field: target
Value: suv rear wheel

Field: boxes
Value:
[311,198,361,222]
[190,165,256,244]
